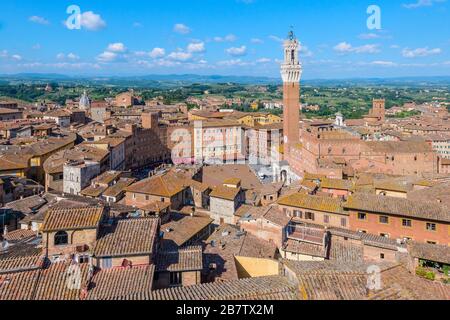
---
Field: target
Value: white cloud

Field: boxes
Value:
[0,50,23,61]
[217,59,249,66]
[67,53,80,60]
[256,58,271,63]
[187,42,206,53]
[57,53,80,61]
[268,35,284,42]
[358,33,381,40]
[370,60,398,67]
[19,62,101,70]
[29,16,49,25]
[97,51,118,62]
[134,48,166,59]
[402,47,442,58]
[167,51,193,61]
[403,0,446,9]
[107,43,127,53]
[214,34,237,42]
[173,23,191,34]
[226,45,247,57]
[32,44,41,50]
[251,38,264,44]
[133,22,143,28]
[333,42,380,54]
[300,45,313,57]
[149,48,166,59]
[79,11,106,31]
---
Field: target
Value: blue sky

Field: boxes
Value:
[0,0,449,79]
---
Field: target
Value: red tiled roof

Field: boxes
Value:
[87,265,155,300]
[42,206,105,232]
[94,218,159,258]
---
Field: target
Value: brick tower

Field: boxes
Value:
[372,99,386,122]
[281,30,302,159]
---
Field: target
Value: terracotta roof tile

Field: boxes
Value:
[162,214,213,248]
[125,173,185,197]
[0,245,44,274]
[0,269,40,300]
[156,246,203,272]
[33,262,91,300]
[210,185,241,201]
[344,194,450,223]
[2,229,37,243]
[118,276,298,300]
[409,242,450,265]
[278,193,345,215]
[87,265,154,300]
[42,206,105,232]
[94,217,159,258]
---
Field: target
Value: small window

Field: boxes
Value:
[341,218,347,227]
[379,216,389,224]
[294,210,302,218]
[305,212,315,221]
[380,233,389,238]
[102,257,112,269]
[426,223,437,232]
[170,272,182,286]
[78,255,89,264]
[146,195,150,201]
[402,219,412,227]
[324,215,330,224]
[54,231,68,246]
[358,213,367,220]
[427,241,437,245]
[380,253,385,259]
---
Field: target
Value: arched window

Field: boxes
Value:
[54,231,68,246]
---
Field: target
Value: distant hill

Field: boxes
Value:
[0,73,450,88]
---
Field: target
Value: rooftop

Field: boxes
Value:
[278,193,345,215]
[94,217,159,258]
[344,193,450,223]
[156,246,203,272]
[42,206,105,232]
[161,214,213,248]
